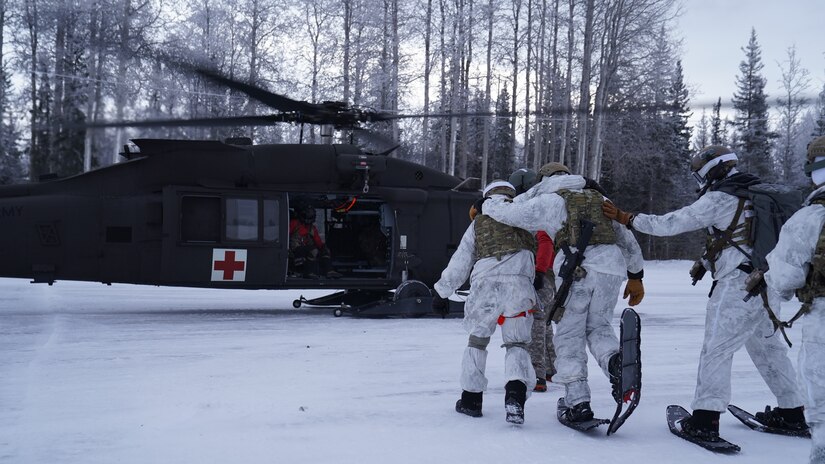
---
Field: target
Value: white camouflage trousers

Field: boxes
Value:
[461,276,537,394]
[799,303,825,463]
[553,270,622,406]
[691,270,803,412]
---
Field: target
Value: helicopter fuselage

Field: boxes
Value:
[0,140,478,294]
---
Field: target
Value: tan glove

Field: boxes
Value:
[623,278,644,306]
[469,205,478,221]
[602,200,634,226]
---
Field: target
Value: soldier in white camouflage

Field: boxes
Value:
[510,168,557,392]
[764,136,825,462]
[433,180,538,424]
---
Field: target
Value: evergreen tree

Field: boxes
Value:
[52,25,89,176]
[695,109,709,149]
[710,97,723,145]
[667,60,692,160]
[30,69,53,180]
[814,83,825,138]
[0,60,24,184]
[489,84,514,181]
[731,28,775,180]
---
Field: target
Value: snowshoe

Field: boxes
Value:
[666,405,740,454]
[728,404,811,438]
[455,391,482,418]
[557,398,609,432]
[606,308,642,436]
[505,380,526,424]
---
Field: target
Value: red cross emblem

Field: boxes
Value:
[211,249,247,282]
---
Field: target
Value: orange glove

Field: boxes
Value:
[469,198,486,220]
[602,200,634,226]
[623,279,644,306]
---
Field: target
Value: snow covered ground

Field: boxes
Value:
[0,261,811,463]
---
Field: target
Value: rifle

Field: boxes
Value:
[547,219,595,325]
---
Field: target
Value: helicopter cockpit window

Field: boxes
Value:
[181,195,221,242]
[263,199,279,242]
[226,198,259,241]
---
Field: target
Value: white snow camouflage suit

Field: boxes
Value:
[765,185,825,464]
[434,194,538,394]
[631,175,803,414]
[483,174,644,407]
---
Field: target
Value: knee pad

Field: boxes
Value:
[468,335,490,350]
[502,342,529,350]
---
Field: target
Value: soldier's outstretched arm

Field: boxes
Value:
[433,223,477,298]
[613,220,644,275]
[483,194,566,236]
[604,192,730,237]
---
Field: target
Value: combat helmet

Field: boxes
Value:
[298,203,317,224]
[805,136,825,182]
[483,180,516,198]
[690,145,738,185]
[508,168,538,195]
[537,162,571,180]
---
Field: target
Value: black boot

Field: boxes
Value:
[565,401,595,422]
[504,380,527,424]
[754,405,809,432]
[455,391,483,417]
[608,352,621,402]
[680,409,720,441]
[533,377,547,392]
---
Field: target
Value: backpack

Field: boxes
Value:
[715,175,803,270]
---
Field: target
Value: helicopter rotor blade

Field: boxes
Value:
[82,114,293,129]
[368,111,495,122]
[191,67,322,115]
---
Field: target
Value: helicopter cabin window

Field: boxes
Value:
[263,199,279,242]
[226,198,259,241]
[181,195,221,242]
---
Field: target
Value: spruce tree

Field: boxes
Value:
[0,60,23,184]
[668,60,692,159]
[814,83,825,138]
[489,85,514,181]
[731,28,775,180]
[695,110,709,149]
[710,98,723,145]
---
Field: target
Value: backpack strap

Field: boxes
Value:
[757,289,794,348]
[704,197,748,274]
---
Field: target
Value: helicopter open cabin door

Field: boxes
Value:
[286,193,394,288]
[160,186,289,288]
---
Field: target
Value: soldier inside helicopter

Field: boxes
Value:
[287,196,391,280]
[288,201,341,279]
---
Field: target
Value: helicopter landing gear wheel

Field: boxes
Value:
[333,308,344,317]
[393,280,431,302]
[292,299,302,309]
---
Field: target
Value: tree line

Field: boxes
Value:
[0,0,823,259]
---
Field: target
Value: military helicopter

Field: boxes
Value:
[0,65,482,317]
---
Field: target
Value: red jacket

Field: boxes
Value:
[535,231,554,274]
[289,219,324,249]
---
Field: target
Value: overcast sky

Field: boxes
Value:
[677,0,825,114]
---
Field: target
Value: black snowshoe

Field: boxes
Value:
[504,380,527,424]
[606,308,642,436]
[728,404,811,438]
[557,399,609,432]
[455,390,483,418]
[666,405,740,454]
